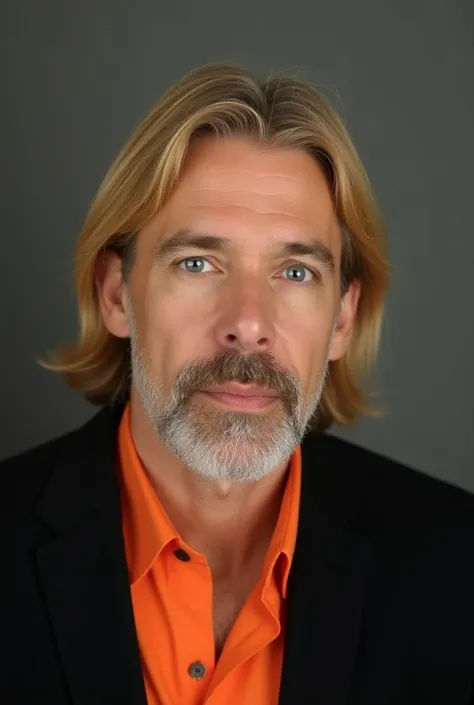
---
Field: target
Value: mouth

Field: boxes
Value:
[196,383,280,411]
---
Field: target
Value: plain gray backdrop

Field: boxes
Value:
[1,0,473,490]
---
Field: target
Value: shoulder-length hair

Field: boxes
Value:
[43,63,389,431]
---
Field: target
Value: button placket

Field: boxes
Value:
[170,543,215,692]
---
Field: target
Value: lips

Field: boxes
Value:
[197,382,279,410]
[198,382,279,397]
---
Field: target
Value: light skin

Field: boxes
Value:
[96,136,360,617]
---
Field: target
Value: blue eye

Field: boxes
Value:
[177,257,214,273]
[175,257,317,283]
[282,264,314,283]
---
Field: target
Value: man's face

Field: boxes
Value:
[101,136,359,482]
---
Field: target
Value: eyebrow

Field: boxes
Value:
[153,229,335,274]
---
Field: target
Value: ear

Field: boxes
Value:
[328,280,361,361]
[94,249,130,339]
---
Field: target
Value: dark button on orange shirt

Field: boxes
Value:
[118,404,301,705]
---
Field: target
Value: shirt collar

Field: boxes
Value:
[118,403,301,596]
[119,405,178,584]
[264,443,301,599]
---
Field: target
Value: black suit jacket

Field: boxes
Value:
[1,405,474,705]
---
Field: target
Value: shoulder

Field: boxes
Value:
[301,430,474,521]
[0,427,77,522]
[300,432,474,597]
[0,406,117,520]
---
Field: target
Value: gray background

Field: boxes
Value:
[1,0,473,490]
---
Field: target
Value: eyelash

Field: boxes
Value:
[173,256,322,284]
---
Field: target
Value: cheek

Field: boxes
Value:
[279,281,338,334]
[278,305,335,387]
[140,285,215,379]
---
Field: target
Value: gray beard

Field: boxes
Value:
[127,311,333,484]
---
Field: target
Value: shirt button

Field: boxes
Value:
[173,547,191,562]
[188,661,206,680]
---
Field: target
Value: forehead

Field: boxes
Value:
[144,136,340,253]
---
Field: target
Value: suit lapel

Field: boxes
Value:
[36,406,147,705]
[279,432,372,705]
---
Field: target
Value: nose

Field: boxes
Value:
[213,277,276,355]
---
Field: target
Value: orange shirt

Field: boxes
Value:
[118,404,301,705]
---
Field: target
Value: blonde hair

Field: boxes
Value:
[44,63,389,431]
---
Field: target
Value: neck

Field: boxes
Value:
[129,396,291,581]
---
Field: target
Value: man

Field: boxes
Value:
[1,63,473,705]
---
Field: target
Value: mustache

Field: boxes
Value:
[173,349,301,408]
